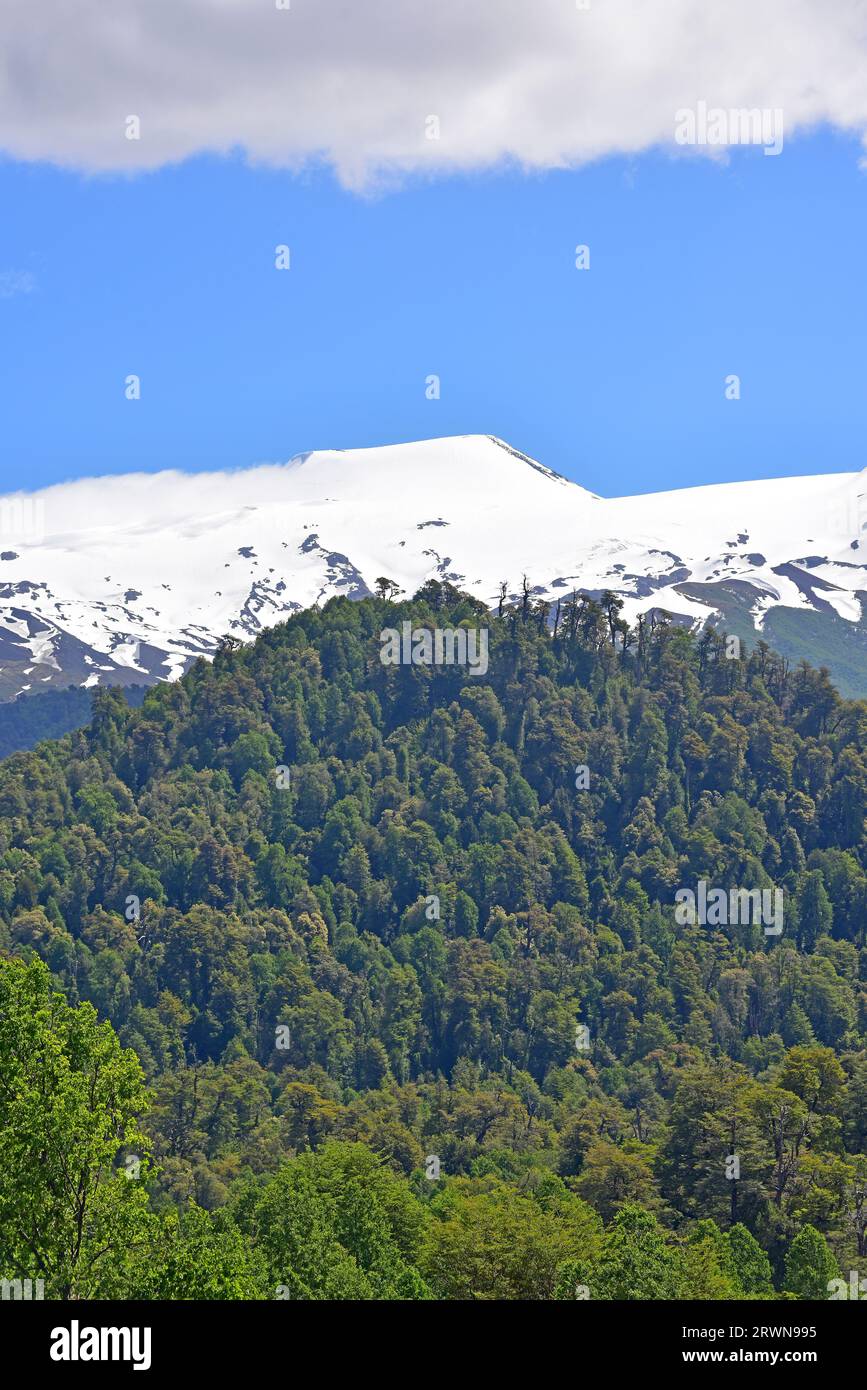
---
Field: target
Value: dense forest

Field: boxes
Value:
[1,581,867,1300]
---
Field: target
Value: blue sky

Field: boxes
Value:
[1,127,866,497]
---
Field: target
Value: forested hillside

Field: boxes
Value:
[0,684,148,759]
[2,581,866,1300]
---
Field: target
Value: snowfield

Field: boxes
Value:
[1,433,866,699]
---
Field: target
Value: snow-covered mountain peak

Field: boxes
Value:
[281,433,595,500]
[1,436,867,702]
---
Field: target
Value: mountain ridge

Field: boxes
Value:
[1,432,866,702]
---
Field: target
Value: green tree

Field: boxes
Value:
[574,1139,658,1223]
[124,1205,267,1300]
[248,1142,430,1300]
[593,1205,682,1300]
[796,871,833,951]
[0,956,152,1298]
[424,1175,601,1300]
[784,1224,839,1300]
[726,1223,775,1296]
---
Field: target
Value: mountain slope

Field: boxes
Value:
[2,433,866,700]
[1,590,866,1294]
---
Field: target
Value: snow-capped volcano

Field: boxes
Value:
[2,433,867,701]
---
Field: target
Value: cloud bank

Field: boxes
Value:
[2,0,867,188]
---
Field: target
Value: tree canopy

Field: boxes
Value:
[2,585,866,1298]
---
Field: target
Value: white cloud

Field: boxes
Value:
[1,0,867,189]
